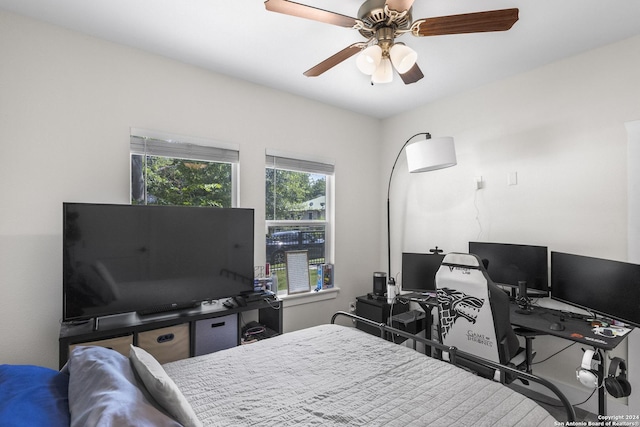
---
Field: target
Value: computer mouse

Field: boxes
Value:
[549,322,565,331]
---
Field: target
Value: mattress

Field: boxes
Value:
[163,324,555,426]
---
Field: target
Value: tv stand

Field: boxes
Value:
[59,298,282,369]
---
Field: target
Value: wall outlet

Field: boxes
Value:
[474,176,484,190]
[349,302,356,313]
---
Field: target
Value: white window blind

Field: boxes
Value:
[266,153,334,175]
[130,129,239,163]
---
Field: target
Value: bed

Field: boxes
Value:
[1,313,572,426]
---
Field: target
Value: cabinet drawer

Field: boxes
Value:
[69,334,133,358]
[137,323,189,364]
[194,314,238,356]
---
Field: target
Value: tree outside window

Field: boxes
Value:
[265,156,333,293]
[130,132,239,208]
[131,155,232,207]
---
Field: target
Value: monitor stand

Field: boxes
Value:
[515,281,533,315]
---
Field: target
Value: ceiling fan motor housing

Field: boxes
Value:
[357,0,412,39]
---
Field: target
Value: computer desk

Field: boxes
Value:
[510,302,632,416]
[396,293,439,356]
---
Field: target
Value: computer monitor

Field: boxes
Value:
[468,242,549,296]
[551,251,640,328]
[401,253,445,292]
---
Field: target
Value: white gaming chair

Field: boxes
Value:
[435,253,529,383]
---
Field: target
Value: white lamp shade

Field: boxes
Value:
[389,44,417,74]
[371,57,393,84]
[356,45,382,75]
[405,136,457,172]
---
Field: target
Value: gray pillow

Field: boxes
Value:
[130,345,202,427]
[66,346,181,427]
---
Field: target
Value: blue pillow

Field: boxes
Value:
[0,364,70,427]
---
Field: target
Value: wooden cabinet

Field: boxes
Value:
[68,334,133,358]
[137,323,190,364]
[59,299,282,368]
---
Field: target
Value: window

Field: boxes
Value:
[130,129,239,207]
[265,152,334,293]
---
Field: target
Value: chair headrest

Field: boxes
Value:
[441,253,482,269]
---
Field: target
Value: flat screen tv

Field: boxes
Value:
[468,241,549,295]
[551,251,640,328]
[63,203,255,322]
[401,253,445,292]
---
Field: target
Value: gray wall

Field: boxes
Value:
[0,9,381,368]
[384,35,640,414]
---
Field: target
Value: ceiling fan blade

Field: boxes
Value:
[412,8,519,37]
[399,63,424,84]
[385,0,415,12]
[264,0,359,28]
[303,44,363,77]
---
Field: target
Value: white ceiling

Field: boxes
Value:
[2,0,640,119]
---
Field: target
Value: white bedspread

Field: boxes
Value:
[163,324,555,426]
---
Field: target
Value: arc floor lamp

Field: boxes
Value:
[386,132,457,297]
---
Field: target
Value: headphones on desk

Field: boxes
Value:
[576,349,601,388]
[605,357,632,398]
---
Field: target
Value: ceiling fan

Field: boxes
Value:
[264,0,519,84]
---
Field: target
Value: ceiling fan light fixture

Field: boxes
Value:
[356,45,383,75]
[371,57,393,84]
[390,43,417,74]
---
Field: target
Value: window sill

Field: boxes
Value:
[278,287,340,308]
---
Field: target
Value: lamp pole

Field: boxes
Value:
[386,132,431,288]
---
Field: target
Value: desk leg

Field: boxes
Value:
[418,302,433,357]
[598,349,607,416]
[524,336,534,374]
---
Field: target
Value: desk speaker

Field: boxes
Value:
[373,272,386,296]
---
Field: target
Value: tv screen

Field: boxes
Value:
[468,242,549,295]
[551,252,640,328]
[63,203,255,322]
[401,253,445,292]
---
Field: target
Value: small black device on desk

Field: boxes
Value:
[233,295,247,307]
